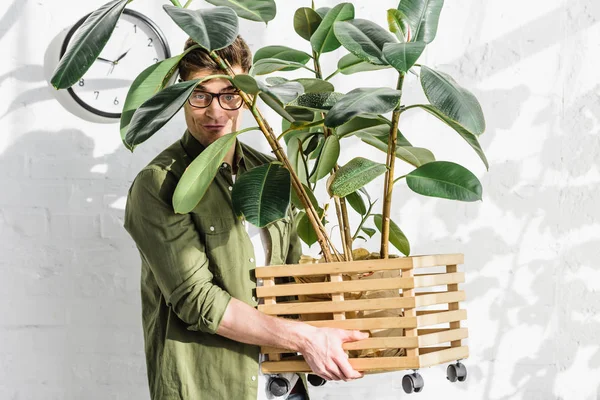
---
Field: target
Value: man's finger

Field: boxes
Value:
[336,356,363,380]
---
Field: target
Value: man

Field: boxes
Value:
[124,35,368,400]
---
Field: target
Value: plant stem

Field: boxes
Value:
[312,50,353,261]
[210,51,334,263]
[380,72,405,259]
[352,200,376,241]
[324,69,340,81]
[169,0,182,7]
[183,0,193,7]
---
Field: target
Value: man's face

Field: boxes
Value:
[183,65,246,147]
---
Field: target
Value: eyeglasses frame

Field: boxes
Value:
[187,90,244,111]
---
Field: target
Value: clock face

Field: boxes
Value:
[64,10,170,118]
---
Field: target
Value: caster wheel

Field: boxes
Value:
[447,362,467,383]
[307,374,327,387]
[268,377,290,397]
[402,372,424,394]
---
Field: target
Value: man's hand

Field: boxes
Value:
[300,327,369,381]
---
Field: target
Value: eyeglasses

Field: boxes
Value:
[188,91,244,110]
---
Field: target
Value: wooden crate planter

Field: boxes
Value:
[256,253,469,390]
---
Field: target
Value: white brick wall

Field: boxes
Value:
[1,0,599,399]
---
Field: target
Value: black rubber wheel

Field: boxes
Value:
[447,362,468,383]
[307,374,327,387]
[402,373,424,394]
[447,364,458,382]
[456,362,468,382]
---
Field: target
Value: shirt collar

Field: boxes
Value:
[180,129,246,172]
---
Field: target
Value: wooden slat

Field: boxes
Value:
[256,277,412,298]
[418,328,468,347]
[330,274,345,320]
[447,264,462,348]
[418,346,469,368]
[417,309,467,327]
[415,291,465,307]
[402,267,418,358]
[261,336,419,354]
[414,272,465,288]
[261,356,421,373]
[304,316,418,330]
[255,254,464,278]
[262,278,281,362]
[258,296,415,316]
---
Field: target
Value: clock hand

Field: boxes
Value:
[97,56,115,64]
[114,48,131,64]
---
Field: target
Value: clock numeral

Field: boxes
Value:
[134,24,137,33]
[94,91,100,100]
[114,97,120,106]
[78,79,85,87]
[154,58,159,63]
[147,38,153,47]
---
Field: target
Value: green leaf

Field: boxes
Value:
[310,2,355,54]
[335,116,411,147]
[397,0,444,43]
[267,77,334,93]
[294,78,334,93]
[125,79,199,148]
[361,226,376,238]
[296,211,318,246]
[204,0,276,23]
[406,161,483,201]
[291,183,320,211]
[253,46,312,70]
[315,7,331,19]
[420,66,485,135]
[325,87,402,128]
[337,53,391,75]
[333,19,397,65]
[51,0,129,89]
[294,7,322,41]
[374,214,410,256]
[251,58,314,75]
[289,92,344,111]
[120,48,197,150]
[346,191,367,215]
[410,104,489,170]
[310,135,340,183]
[354,130,435,167]
[163,5,238,52]
[260,92,296,122]
[258,80,304,105]
[387,9,409,42]
[328,157,387,198]
[382,41,426,73]
[173,131,241,213]
[286,132,312,184]
[232,163,291,228]
[232,74,261,94]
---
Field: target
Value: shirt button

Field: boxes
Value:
[222,163,228,168]
[250,257,254,263]
[209,226,215,232]
[228,186,233,191]
[252,296,256,302]
[251,375,256,381]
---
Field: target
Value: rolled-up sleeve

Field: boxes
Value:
[124,168,231,334]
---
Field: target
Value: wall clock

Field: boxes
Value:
[60,9,171,119]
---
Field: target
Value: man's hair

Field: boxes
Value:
[178,35,253,81]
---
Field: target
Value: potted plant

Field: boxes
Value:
[52,0,485,392]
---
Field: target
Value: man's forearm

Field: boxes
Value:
[216,297,315,352]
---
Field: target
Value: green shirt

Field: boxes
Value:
[124,130,306,400]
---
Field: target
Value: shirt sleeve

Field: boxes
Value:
[124,167,231,334]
